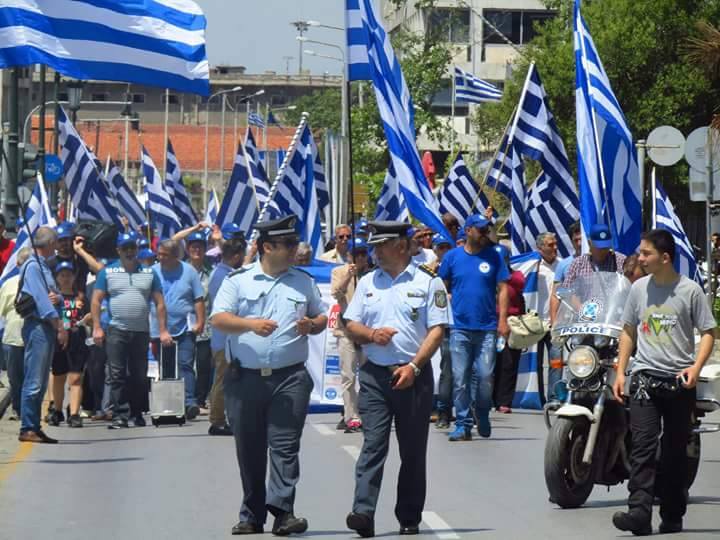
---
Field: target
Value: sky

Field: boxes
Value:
[194,0,346,76]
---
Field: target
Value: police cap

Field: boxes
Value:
[254,215,300,241]
[367,220,413,245]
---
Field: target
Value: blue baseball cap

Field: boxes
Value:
[589,224,612,249]
[54,260,74,274]
[456,229,467,242]
[465,214,490,230]
[138,248,155,260]
[351,238,369,252]
[138,237,150,249]
[354,219,369,234]
[221,223,243,240]
[432,234,451,247]
[56,222,76,240]
[187,231,207,245]
[117,231,138,248]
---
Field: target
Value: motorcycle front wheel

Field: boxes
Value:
[545,417,595,508]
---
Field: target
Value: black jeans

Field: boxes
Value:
[194,339,213,406]
[494,345,522,408]
[436,330,453,414]
[106,327,150,421]
[86,344,107,413]
[628,383,696,522]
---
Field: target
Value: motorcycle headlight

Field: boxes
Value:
[567,346,599,379]
[593,335,610,349]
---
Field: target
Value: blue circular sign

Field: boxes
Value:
[44,154,63,183]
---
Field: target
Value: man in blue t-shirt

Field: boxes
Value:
[151,239,206,420]
[438,215,509,441]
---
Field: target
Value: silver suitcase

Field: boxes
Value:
[150,344,186,426]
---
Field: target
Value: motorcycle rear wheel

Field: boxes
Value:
[545,417,595,508]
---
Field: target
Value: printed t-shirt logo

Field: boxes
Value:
[479,262,491,274]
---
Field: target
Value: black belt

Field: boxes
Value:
[234,362,305,377]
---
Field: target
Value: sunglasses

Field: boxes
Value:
[336,234,351,240]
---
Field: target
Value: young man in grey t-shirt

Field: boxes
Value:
[612,230,715,536]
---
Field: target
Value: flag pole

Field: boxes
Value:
[650,167,657,229]
[263,102,269,170]
[346,79,356,250]
[162,88,169,181]
[450,67,456,157]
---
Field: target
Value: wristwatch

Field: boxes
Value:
[409,361,421,376]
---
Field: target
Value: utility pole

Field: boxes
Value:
[38,65,47,186]
[5,68,20,228]
[282,56,294,76]
[290,21,310,74]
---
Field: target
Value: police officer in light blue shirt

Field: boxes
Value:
[210,215,327,536]
[343,220,449,538]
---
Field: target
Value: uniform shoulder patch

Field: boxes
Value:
[418,264,437,277]
[227,267,249,278]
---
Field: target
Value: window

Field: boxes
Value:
[428,8,470,43]
[482,9,555,46]
[162,93,179,105]
[131,93,146,104]
[430,79,468,117]
[91,92,109,102]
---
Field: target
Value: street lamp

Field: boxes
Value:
[203,86,243,208]
[67,80,83,123]
[290,20,311,74]
[304,20,344,32]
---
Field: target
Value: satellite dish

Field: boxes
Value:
[17,186,33,207]
[685,127,720,173]
[647,126,685,166]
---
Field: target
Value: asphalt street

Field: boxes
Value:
[0,409,719,540]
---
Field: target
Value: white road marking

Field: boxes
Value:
[312,424,336,436]
[342,445,360,461]
[422,511,460,539]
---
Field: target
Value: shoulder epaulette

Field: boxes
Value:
[227,267,249,278]
[292,266,313,278]
[418,264,437,277]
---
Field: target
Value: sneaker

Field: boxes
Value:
[67,414,83,428]
[345,420,362,433]
[435,412,450,429]
[336,418,348,431]
[132,415,146,427]
[49,410,64,427]
[658,520,682,534]
[79,409,90,419]
[476,409,491,438]
[448,426,472,441]
[185,404,200,421]
[612,511,652,536]
[108,418,129,430]
[271,512,308,536]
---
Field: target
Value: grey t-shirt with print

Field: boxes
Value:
[620,275,716,375]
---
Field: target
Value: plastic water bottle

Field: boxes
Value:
[496,336,506,353]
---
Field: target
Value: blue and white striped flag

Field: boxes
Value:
[375,163,409,222]
[248,112,266,128]
[216,143,259,237]
[142,146,180,237]
[524,173,580,259]
[574,0,641,256]
[653,179,702,286]
[58,107,122,226]
[345,0,451,241]
[0,178,55,285]
[273,124,323,257]
[454,66,503,104]
[244,128,280,219]
[205,188,218,225]
[166,139,198,228]
[106,159,145,230]
[487,140,527,255]
[510,251,543,410]
[439,153,492,226]
[311,138,329,212]
[0,0,209,96]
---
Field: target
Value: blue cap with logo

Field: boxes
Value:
[117,231,138,248]
[351,238,369,252]
[54,260,75,274]
[138,248,155,260]
[432,233,451,247]
[56,222,76,240]
[465,214,490,230]
[187,231,207,245]
[221,223,243,240]
[138,237,150,249]
[354,218,369,234]
[589,224,612,249]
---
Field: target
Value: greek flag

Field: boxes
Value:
[375,163,409,222]
[574,0,641,256]
[142,146,180,236]
[57,107,122,226]
[439,152,492,226]
[0,178,55,285]
[248,112,266,128]
[454,66,502,104]
[216,143,259,236]
[106,159,145,230]
[344,0,451,241]
[653,179,702,286]
[166,139,197,228]
[311,138,329,212]
[510,251,543,410]
[0,0,209,96]
[244,128,280,219]
[524,173,580,259]
[486,140,527,255]
[204,188,218,225]
[273,124,323,257]
[267,111,281,127]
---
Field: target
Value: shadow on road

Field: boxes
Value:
[29,457,143,464]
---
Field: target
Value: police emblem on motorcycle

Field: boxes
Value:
[579,300,602,322]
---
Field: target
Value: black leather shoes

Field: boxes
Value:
[271,512,308,536]
[208,423,233,436]
[346,512,375,538]
[612,511,652,536]
[231,521,264,535]
[399,524,420,535]
[659,519,683,534]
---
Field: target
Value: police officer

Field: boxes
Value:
[343,221,449,538]
[210,215,327,536]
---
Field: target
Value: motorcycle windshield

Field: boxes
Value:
[554,272,632,334]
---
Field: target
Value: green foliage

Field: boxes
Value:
[285,88,341,133]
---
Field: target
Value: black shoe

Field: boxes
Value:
[231,521,264,535]
[49,410,64,427]
[347,512,374,538]
[399,524,420,535]
[612,511,652,536]
[186,404,200,421]
[336,418,348,430]
[67,414,83,428]
[37,430,58,444]
[132,415,146,427]
[272,512,308,536]
[659,520,683,534]
[108,418,129,430]
[208,423,233,436]
[44,402,55,423]
[435,412,450,429]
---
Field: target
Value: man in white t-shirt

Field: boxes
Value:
[535,232,561,404]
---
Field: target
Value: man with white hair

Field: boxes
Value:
[320,224,352,263]
[535,232,561,404]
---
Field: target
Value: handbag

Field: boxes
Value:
[14,264,37,319]
[507,310,548,349]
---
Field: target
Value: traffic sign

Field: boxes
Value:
[647,126,685,166]
[685,127,720,173]
[44,154,63,183]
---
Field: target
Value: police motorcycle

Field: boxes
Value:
[543,271,720,508]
